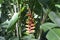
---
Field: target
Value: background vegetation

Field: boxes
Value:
[0,0,60,40]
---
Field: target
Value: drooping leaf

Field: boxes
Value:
[48,11,60,26]
[7,13,19,31]
[40,23,57,32]
[46,28,60,40]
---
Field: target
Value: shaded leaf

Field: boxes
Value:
[48,11,60,26]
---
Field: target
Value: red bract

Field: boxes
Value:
[27,13,32,16]
[25,13,35,34]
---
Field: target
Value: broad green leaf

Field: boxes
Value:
[8,13,18,27]
[7,13,19,31]
[46,28,60,40]
[48,11,60,26]
[55,4,60,8]
[40,23,57,32]
[7,6,25,32]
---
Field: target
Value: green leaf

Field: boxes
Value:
[48,11,60,26]
[40,23,57,32]
[7,6,25,32]
[46,28,60,40]
[8,13,18,28]
[55,4,60,8]
[7,13,19,31]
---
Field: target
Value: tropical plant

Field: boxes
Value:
[0,0,60,40]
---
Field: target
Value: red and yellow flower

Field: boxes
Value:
[25,13,35,34]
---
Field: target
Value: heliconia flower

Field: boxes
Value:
[26,21,32,25]
[30,27,35,29]
[25,25,31,27]
[29,30,35,34]
[26,31,30,34]
[26,13,32,16]
[26,30,35,34]
[26,25,35,30]
[25,12,35,34]
[26,28,31,31]
[28,17,33,20]
[31,24,35,27]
